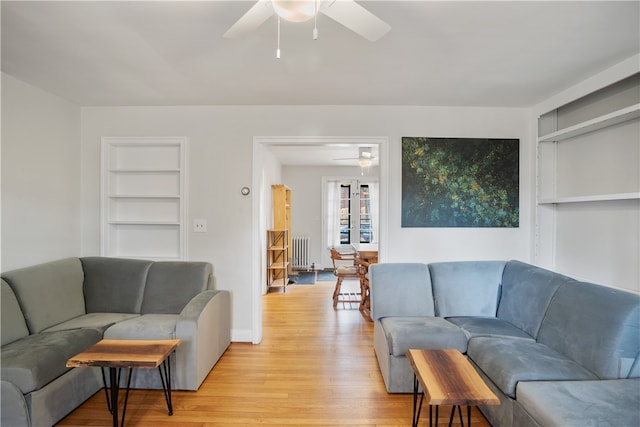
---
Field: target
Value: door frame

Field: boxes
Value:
[251,136,389,344]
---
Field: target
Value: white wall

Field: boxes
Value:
[386,108,534,264]
[80,105,533,341]
[1,73,82,270]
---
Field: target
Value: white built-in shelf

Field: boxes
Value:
[538,103,640,143]
[102,137,187,260]
[538,192,640,205]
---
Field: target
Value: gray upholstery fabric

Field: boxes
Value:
[467,337,598,398]
[81,257,152,313]
[1,256,228,426]
[2,258,86,333]
[1,380,30,427]
[103,314,178,340]
[537,280,640,379]
[1,328,102,394]
[176,290,231,390]
[446,316,534,340]
[373,320,417,393]
[58,313,178,392]
[1,280,29,346]
[511,402,542,427]
[429,261,505,317]
[370,259,640,427]
[42,312,139,333]
[140,261,212,314]
[369,263,434,320]
[26,365,102,427]
[380,317,468,356]
[470,358,516,427]
[516,379,640,427]
[497,260,573,338]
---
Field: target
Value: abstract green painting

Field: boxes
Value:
[402,137,519,227]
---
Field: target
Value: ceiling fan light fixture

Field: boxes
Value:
[358,158,372,168]
[271,0,317,23]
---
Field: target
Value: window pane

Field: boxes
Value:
[359,185,372,243]
[340,185,351,244]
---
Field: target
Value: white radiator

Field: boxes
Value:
[292,236,311,270]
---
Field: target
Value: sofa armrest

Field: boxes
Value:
[1,380,30,427]
[175,290,231,390]
[369,263,435,320]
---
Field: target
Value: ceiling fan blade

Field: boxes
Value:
[359,147,374,159]
[319,0,391,42]
[224,0,275,38]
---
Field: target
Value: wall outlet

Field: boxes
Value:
[193,219,207,233]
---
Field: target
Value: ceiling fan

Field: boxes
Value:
[224,0,391,42]
[334,147,376,168]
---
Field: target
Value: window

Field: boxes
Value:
[339,182,373,245]
[325,178,378,250]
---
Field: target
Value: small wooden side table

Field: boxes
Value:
[67,339,181,427]
[407,349,499,427]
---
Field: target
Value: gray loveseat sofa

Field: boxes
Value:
[370,260,640,427]
[1,256,231,427]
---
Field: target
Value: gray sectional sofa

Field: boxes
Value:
[370,260,640,427]
[1,257,231,427]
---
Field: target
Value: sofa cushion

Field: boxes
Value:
[429,261,505,317]
[468,337,597,398]
[42,312,140,333]
[81,257,153,314]
[370,263,435,320]
[516,379,640,427]
[140,262,212,314]
[537,280,640,379]
[1,280,29,346]
[446,316,534,340]
[380,317,468,356]
[103,314,179,340]
[0,328,102,394]
[497,260,574,339]
[2,258,86,333]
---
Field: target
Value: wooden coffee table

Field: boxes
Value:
[67,339,181,427]
[407,349,499,427]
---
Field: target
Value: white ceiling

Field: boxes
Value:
[2,0,638,165]
[2,1,639,108]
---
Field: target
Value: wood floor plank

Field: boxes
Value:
[57,280,491,426]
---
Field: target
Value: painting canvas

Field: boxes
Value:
[402,137,519,227]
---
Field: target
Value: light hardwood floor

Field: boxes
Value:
[57,279,491,426]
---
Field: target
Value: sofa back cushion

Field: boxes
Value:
[81,257,153,313]
[1,280,29,345]
[538,281,640,379]
[369,263,434,320]
[140,261,213,314]
[429,261,505,317]
[1,258,86,333]
[497,260,574,338]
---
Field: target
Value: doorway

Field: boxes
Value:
[251,136,389,344]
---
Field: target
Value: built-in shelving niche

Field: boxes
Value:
[101,137,187,260]
[536,73,639,290]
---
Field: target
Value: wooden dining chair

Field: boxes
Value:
[355,257,375,321]
[330,246,364,309]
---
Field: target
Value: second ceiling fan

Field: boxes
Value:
[224,0,391,42]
